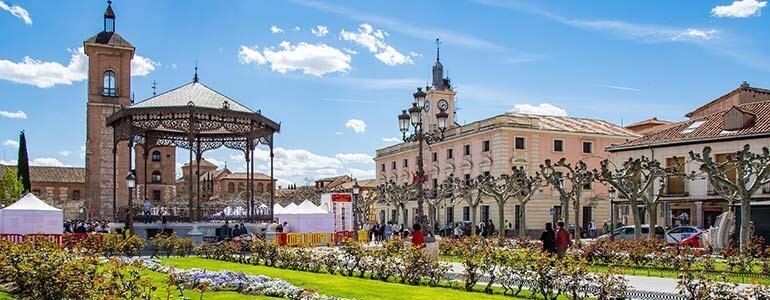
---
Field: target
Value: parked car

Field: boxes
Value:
[597,225,665,241]
[665,226,703,244]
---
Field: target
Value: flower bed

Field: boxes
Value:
[125,257,344,300]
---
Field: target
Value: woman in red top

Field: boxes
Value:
[411,223,425,249]
[554,221,571,258]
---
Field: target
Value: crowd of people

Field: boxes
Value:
[63,220,113,234]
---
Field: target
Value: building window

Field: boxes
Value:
[463,144,471,156]
[256,183,264,193]
[464,174,471,185]
[446,148,453,159]
[152,190,161,201]
[72,190,81,200]
[553,139,564,152]
[583,182,592,190]
[102,70,117,97]
[431,152,438,162]
[483,171,490,177]
[151,171,162,184]
[482,140,490,152]
[666,157,686,195]
[391,161,396,170]
[380,163,385,172]
[515,137,526,150]
[462,206,470,222]
[403,159,408,168]
[227,182,235,193]
[582,141,593,154]
[446,206,454,225]
[481,205,490,222]
[152,150,161,162]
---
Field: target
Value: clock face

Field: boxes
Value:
[438,99,449,111]
[423,99,430,112]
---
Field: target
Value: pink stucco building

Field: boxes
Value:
[373,50,638,236]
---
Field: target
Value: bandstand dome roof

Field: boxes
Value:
[131,81,255,113]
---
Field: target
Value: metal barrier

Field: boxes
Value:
[1,233,63,244]
[0,234,23,243]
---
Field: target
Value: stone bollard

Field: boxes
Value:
[187,224,203,244]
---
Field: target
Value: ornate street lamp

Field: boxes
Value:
[608,186,617,242]
[395,87,449,237]
[125,171,136,232]
[352,180,361,231]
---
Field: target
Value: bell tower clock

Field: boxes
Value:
[83,0,135,220]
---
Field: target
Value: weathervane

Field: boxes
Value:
[193,61,199,83]
[152,80,157,96]
[435,38,441,61]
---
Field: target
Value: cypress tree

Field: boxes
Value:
[17,131,31,193]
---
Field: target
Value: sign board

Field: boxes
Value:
[322,193,353,232]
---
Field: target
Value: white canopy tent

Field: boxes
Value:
[273,204,285,214]
[274,200,334,233]
[0,193,63,235]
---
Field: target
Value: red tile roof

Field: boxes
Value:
[0,164,85,183]
[608,100,770,151]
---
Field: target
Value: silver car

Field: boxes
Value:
[598,225,665,240]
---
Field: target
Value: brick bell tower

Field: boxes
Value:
[84,1,134,220]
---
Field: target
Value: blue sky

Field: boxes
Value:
[1,0,769,186]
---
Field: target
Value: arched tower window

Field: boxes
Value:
[103,70,117,97]
[256,183,264,193]
[151,150,161,162]
[151,171,161,183]
[227,182,235,193]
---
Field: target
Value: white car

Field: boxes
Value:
[665,226,703,244]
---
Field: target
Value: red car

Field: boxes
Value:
[679,231,703,248]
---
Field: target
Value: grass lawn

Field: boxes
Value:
[162,257,544,300]
[0,291,14,300]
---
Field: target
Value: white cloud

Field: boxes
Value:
[382,137,401,143]
[0,0,31,25]
[511,103,568,116]
[30,157,70,167]
[335,153,374,164]
[270,25,284,34]
[58,150,71,157]
[673,29,718,41]
[340,24,414,66]
[597,84,641,92]
[345,119,366,133]
[205,157,227,168]
[80,144,86,160]
[293,26,301,31]
[0,47,156,88]
[335,131,343,135]
[311,25,329,37]
[3,140,18,148]
[0,159,17,165]
[342,48,358,55]
[292,0,504,51]
[349,168,375,179]
[0,110,26,119]
[254,147,343,179]
[240,42,351,77]
[131,55,160,76]
[712,0,767,18]
[237,45,268,65]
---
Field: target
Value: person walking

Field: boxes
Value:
[589,220,597,238]
[540,223,556,254]
[384,222,393,242]
[554,221,571,258]
[488,219,496,237]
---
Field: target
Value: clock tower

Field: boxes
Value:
[83,1,134,220]
[425,39,457,131]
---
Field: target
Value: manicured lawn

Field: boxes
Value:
[162,257,527,300]
[0,291,14,300]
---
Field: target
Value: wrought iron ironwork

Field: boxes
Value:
[106,86,281,223]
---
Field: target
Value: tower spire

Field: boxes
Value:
[104,0,115,32]
[193,61,199,83]
[435,38,441,62]
[152,80,157,96]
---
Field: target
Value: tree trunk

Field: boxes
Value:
[740,195,752,252]
[402,206,408,228]
[470,204,478,237]
[561,195,570,224]
[498,200,506,238]
[647,203,658,239]
[519,202,527,238]
[574,194,581,244]
[629,197,643,239]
